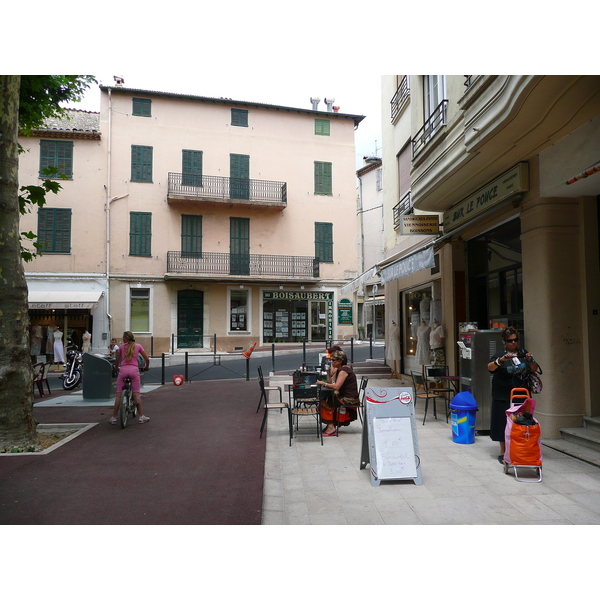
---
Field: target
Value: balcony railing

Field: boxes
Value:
[168,172,287,206]
[393,190,413,229]
[390,76,410,122]
[167,251,319,278]
[412,99,448,160]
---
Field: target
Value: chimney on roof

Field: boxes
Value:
[333,106,340,113]
[114,76,125,87]
[324,98,335,112]
[310,97,321,110]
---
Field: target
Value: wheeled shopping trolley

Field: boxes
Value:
[502,388,542,482]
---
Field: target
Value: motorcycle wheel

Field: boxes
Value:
[62,369,82,390]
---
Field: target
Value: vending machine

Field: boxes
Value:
[457,329,503,433]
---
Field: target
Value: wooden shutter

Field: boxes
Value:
[130,212,152,256]
[39,140,73,178]
[181,214,202,256]
[315,119,330,136]
[182,150,203,186]
[131,145,153,182]
[38,208,71,253]
[231,109,248,127]
[230,154,250,199]
[315,222,333,262]
[398,143,411,197]
[314,162,332,194]
[132,98,151,117]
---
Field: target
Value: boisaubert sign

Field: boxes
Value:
[401,215,440,235]
[443,163,529,233]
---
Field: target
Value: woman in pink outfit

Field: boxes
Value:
[110,331,150,424]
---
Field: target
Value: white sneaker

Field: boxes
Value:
[138,415,150,424]
[109,417,117,424]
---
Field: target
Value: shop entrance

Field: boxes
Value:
[177,290,204,348]
[310,301,327,341]
[468,219,523,331]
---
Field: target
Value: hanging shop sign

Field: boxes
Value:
[379,246,435,284]
[401,215,440,235]
[443,162,529,233]
[338,298,353,324]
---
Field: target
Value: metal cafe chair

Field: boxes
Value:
[32,362,52,398]
[410,371,446,426]
[332,377,368,436]
[256,365,283,412]
[258,366,292,446]
[290,379,323,444]
[426,366,453,422]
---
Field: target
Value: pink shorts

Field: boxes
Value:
[117,365,141,393]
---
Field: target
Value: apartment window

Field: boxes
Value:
[130,211,152,256]
[132,98,152,117]
[39,140,73,178]
[315,119,330,136]
[424,75,445,119]
[182,149,203,186]
[231,109,248,127]
[315,222,333,262]
[130,288,150,332]
[314,161,332,195]
[181,214,202,257]
[230,289,249,331]
[131,145,153,182]
[37,207,71,253]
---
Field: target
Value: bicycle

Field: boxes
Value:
[119,376,138,428]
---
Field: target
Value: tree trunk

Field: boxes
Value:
[0,75,39,452]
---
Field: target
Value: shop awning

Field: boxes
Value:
[379,246,435,284]
[339,267,378,295]
[28,290,102,309]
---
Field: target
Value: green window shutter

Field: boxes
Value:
[315,119,330,136]
[37,208,71,253]
[130,212,152,256]
[231,109,248,127]
[131,145,153,182]
[39,140,73,178]
[230,217,250,275]
[182,150,203,186]
[315,222,333,263]
[230,153,250,200]
[181,214,202,256]
[314,161,332,195]
[132,98,152,117]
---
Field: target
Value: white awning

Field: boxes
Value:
[339,267,378,295]
[379,246,435,284]
[28,290,102,309]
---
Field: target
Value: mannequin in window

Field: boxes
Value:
[30,325,43,356]
[429,319,446,367]
[387,320,401,379]
[46,325,55,354]
[415,319,431,366]
[53,327,65,367]
[82,331,91,353]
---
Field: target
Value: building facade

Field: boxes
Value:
[19,86,364,357]
[381,75,600,438]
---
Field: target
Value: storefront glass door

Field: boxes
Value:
[310,301,327,341]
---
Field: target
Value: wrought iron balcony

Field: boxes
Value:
[412,99,448,160]
[166,251,320,279]
[390,76,410,122]
[167,172,287,207]
[393,190,413,229]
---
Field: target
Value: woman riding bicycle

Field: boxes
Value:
[109,331,150,424]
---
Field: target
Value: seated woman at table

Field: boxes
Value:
[317,350,360,436]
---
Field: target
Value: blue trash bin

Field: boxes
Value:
[449,391,478,444]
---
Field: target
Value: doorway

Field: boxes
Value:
[177,290,204,348]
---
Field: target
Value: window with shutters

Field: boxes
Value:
[130,212,152,256]
[315,222,333,263]
[315,119,330,136]
[132,98,152,117]
[181,214,202,257]
[39,140,73,178]
[182,150,203,186]
[314,161,332,195]
[231,109,248,127]
[37,208,71,253]
[131,145,153,182]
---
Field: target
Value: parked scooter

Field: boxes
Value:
[62,345,83,390]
